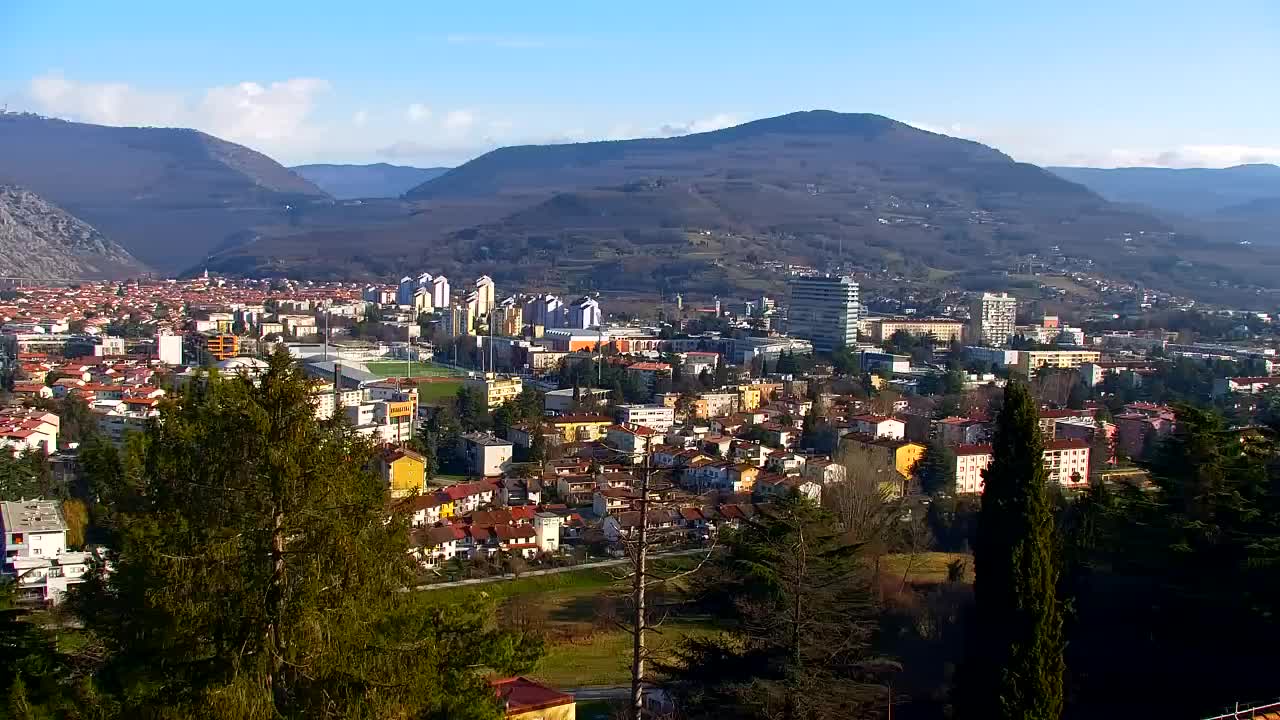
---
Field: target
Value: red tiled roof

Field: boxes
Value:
[954,444,994,456]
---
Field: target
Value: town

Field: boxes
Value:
[2,267,1278,718]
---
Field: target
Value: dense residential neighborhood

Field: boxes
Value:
[1,268,1278,720]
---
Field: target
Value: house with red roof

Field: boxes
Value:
[489,677,575,719]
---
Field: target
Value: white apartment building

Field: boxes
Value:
[567,296,602,329]
[954,439,1091,494]
[431,275,451,309]
[848,414,905,440]
[1,499,91,605]
[474,275,496,316]
[788,275,860,352]
[458,433,513,477]
[969,292,1018,347]
[615,404,675,433]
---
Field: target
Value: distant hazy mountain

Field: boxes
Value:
[212,110,1213,297]
[0,185,148,281]
[0,113,330,273]
[1048,164,1280,216]
[290,163,451,199]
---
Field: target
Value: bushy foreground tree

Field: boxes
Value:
[70,349,541,718]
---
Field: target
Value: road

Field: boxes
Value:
[410,547,709,591]
[569,685,630,701]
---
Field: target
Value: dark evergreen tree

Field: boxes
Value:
[75,349,541,718]
[658,495,893,719]
[959,379,1064,719]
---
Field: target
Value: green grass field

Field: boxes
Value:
[364,360,462,378]
[415,379,465,404]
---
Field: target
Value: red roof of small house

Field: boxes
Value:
[490,676,574,715]
[954,444,994,457]
[1044,438,1090,451]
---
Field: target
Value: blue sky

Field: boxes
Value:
[2,0,1277,168]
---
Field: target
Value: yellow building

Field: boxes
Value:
[464,373,524,410]
[1015,349,1102,376]
[548,414,613,443]
[377,447,426,498]
[736,385,763,412]
[835,435,926,498]
[870,317,966,344]
[731,464,760,492]
[491,677,576,720]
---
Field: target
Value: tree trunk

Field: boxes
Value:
[267,508,286,712]
[630,463,649,720]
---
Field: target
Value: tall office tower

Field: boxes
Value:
[416,272,433,288]
[787,275,860,352]
[968,292,1018,347]
[396,276,415,306]
[432,275,451,309]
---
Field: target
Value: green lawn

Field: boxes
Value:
[415,379,465,404]
[531,619,722,688]
[364,360,461,378]
[880,552,971,585]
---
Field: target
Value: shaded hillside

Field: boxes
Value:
[1049,164,1280,216]
[199,110,1280,304]
[291,163,450,199]
[0,185,148,281]
[0,113,330,272]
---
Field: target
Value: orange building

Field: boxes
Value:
[203,334,240,361]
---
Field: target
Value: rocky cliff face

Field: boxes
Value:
[0,185,148,281]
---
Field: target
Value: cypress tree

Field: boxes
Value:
[960,379,1064,719]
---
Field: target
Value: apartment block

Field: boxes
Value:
[787,275,860,352]
[968,292,1018,347]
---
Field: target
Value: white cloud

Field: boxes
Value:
[1098,144,1280,169]
[196,78,330,141]
[352,109,368,126]
[658,113,738,137]
[29,72,185,127]
[406,103,432,122]
[27,72,329,147]
[445,33,552,49]
[442,109,474,131]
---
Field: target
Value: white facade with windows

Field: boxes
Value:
[787,276,860,352]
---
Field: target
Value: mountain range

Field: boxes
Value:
[1,110,1277,305]
[0,185,146,281]
[290,163,451,200]
[1049,164,1280,217]
[209,111,1265,300]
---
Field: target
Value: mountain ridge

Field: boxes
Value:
[0,113,330,273]
[0,184,148,281]
[208,110,1271,302]
[1048,163,1280,216]
[291,163,451,199]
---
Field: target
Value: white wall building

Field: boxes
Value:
[567,296,602,329]
[954,440,1091,494]
[432,275,451,309]
[969,292,1018,347]
[1,499,91,605]
[156,333,184,365]
[787,275,860,352]
[615,404,675,433]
